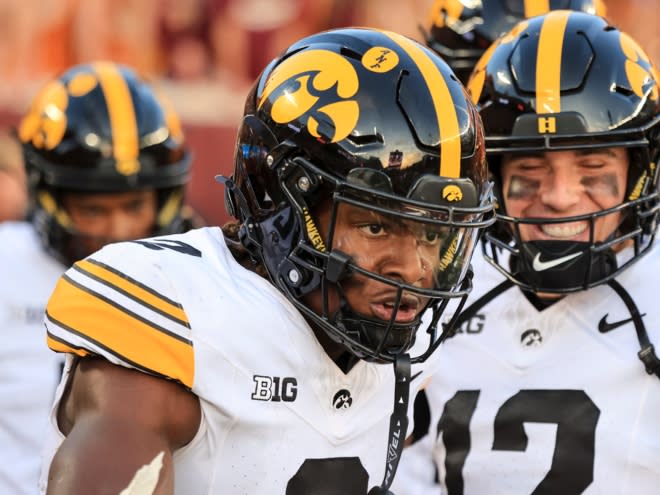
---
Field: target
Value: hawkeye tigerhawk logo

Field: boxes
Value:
[258,48,397,143]
[619,31,659,102]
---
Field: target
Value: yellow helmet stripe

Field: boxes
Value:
[92,62,140,172]
[46,275,194,388]
[383,30,461,178]
[76,259,189,325]
[536,11,570,114]
[524,0,550,18]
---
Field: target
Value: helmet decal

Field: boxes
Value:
[619,32,659,101]
[258,49,360,143]
[427,0,464,30]
[536,10,571,115]
[361,46,399,73]
[67,72,98,96]
[442,184,463,202]
[19,80,68,151]
[303,207,327,252]
[92,61,140,176]
[384,30,462,178]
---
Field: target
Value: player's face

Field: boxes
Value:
[309,201,441,325]
[500,148,629,244]
[61,190,158,256]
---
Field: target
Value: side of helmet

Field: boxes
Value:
[223,27,496,362]
[468,11,660,292]
[424,0,607,83]
[18,61,192,264]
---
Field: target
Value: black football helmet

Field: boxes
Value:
[468,11,660,293]
[221,27,496,363]
[19,61,192,265]
[423,0,606,83]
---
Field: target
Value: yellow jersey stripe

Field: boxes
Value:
[75,259,189,327]
[47,332,91,357]
[536,11,570,114]
[383,30,461,178]
[524,0,550,18]
[47,275,194,388]
[93,62,139,170]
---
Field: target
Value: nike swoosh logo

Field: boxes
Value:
[532,252,581,272]
[598,313,646,333]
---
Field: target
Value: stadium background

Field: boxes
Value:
[0,0,657,226]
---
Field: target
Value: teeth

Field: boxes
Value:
[541,222,587,239]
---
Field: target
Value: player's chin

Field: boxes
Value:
[361,324,418,363]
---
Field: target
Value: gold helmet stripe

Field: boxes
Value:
[92,62,140,174]
[536,10,570,114]
[524,0,550,18]
[383,30,461,178]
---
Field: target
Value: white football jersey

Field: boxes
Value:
[0,222,65,495]
[40,227,440,495]
[393,241,660,495]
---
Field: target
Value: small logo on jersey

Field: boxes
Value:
[521,329,543,347]
[455,313,485,335]
[332,389,353,409]
[532,251,581,272]
[598,313,645,333]
[252,375,298,402]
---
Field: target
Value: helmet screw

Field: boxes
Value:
[266,155,274,166]
[288,269,301,284]
[297,176,311,192]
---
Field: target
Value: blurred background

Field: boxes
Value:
[0,0,657,226]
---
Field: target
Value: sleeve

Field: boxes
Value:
[44,245,195,389]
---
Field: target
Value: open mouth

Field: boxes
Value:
[371,295,420,323]
[540,221,588,239]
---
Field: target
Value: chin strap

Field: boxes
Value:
[368,353,411,495]
[607,279,660,379]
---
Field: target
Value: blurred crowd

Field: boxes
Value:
[0,0,657,122]
[0,0,433,120]
[0,0,657,224]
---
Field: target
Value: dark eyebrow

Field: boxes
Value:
[504,148,619,161]
[573,148,618,158]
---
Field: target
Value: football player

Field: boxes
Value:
[0,61,194,495]
[395,11,660,494]
[40,28,496,494]
[422,0,607,83]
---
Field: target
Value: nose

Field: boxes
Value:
[106,212,142,240]
[380,234,429,286]
[539,166,581,212]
